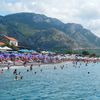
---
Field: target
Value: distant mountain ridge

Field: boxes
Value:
[0,12,100,50]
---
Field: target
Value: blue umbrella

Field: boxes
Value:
[19,49,29,53]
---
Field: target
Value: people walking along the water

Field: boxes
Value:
[30,64,33,71]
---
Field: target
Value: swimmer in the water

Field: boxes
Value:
[13,69,17,75]
[39,64,41,67]
[88,72,90,74]
[20,76,23,79]
[7,66,10,70]
[15,75,18,80]
[60,66,64,69]
[14,74,23,80]
[54,66,56,70]
[27,69,29,72]
[18,72,21,75]
[0,69,3,73]
[40,69,42,72]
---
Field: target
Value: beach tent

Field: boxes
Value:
[0,47,3,50]
[0,46,12,50]
[3,46,12,50]
[19,49,37,53]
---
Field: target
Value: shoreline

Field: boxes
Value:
[0,58,99,70]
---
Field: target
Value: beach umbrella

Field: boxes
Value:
[19,49,29,53]
[26,50,33,53]
[30,50,37,53]
[41,51,49,54]
[0,55,3,58]
[9,54,16,58]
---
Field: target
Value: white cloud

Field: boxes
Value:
[86,19,100,36]
[0,0,100,37]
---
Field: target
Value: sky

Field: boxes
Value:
[0,0,100,37]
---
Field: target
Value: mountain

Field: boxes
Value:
[0,12,100,51]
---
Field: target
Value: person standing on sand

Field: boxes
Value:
[7,62,10,70]
[30,64,33,71]
[54,66,57,70]
[0,69,3,74]
[23,61,27,67]
[7,66,10,70]
[40,69,42,72]
[39,64,41,67]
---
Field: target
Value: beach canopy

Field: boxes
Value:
[3,46,12,50]
[29,50,37,53]
[0,46,12,50]
[41,51,55,54]
[19,49,29,53]
[0,47,3,49]
[41,51,49,54]
[19,49,37,53]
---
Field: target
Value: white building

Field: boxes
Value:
[4,36,18,46]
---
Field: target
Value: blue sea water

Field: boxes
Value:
[0,62,100,100]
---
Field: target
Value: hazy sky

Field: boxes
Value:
[0,0,100,37]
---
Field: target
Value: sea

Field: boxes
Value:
[0,62,100,100]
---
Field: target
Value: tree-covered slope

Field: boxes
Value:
[0,12,100,50]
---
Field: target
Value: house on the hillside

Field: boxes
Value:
[3,36,18,46]
[0,42,5,46]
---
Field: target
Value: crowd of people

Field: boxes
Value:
[0,51,100,80]
[0,52,62,66]
[0,52,100,66]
